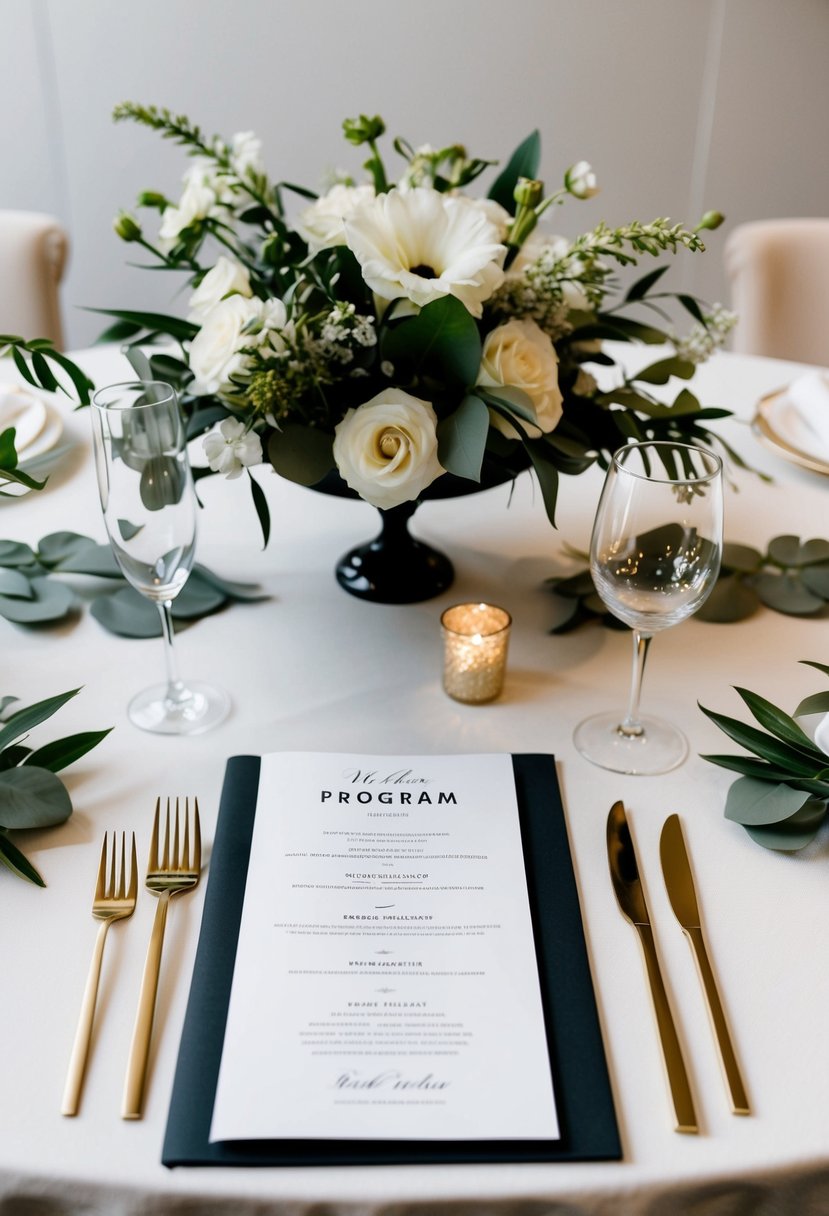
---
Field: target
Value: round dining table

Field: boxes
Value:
[1,343,827,1214]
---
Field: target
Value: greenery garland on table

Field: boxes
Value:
[0,531,267,637]
[699,662,829,852]
[545,534,829,632]
[0,689,110,886]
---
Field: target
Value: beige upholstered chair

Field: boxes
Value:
[0,210,69,348]
[724,218,829,366]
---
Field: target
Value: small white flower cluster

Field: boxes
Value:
[317,302,377,366]
[671,305,737,365]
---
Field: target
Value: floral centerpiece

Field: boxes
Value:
[100,105,736,600]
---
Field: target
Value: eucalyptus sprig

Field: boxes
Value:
[0,689,111,886]
[545,534,829,632]
[699,661,829,852]
[0,531,267,635]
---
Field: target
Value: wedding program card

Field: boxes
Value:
[209,752,559,1142]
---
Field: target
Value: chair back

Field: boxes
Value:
[0,210,69,348]
[724,218,829,366]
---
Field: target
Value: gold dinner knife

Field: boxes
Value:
[660,813,750,1116]
[607,801,698,1134]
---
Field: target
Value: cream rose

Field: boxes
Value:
[189,295,287,395]
[294,183,376,253]
[332,388,445,509]
[478,318,563,439]
[187,256,252,323]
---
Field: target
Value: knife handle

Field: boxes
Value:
[636,923,698,1133]
[686,927,750,1115]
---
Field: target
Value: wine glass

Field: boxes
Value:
[573,441,723,775]
[91,380,230,734]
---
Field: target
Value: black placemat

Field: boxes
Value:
[162,753,620,1166]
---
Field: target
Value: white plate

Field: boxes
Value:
[0,385,48,453]
[752,387,829,477]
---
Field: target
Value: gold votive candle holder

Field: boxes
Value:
[440,602,512,704]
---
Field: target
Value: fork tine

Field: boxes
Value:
[116,832,126,900]
[181,797,190,871]
[128,833,138,901]
[148,798,161,871]
[193,798,201,873]
[95,835,108,902]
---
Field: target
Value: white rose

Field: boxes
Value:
[189,295,287,395]
[478,318,563,439]
[203,417,263,479]
[294,183,376,253]
[332,388,445,510]
[187,256,253,323]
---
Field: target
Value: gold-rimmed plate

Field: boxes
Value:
[753,387,829,477]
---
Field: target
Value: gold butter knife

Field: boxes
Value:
[660,813,750,1116]
[607,801,698,1134]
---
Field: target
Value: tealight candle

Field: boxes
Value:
[440,602,512,704]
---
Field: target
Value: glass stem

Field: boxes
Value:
[619,630,653,738]
[157,601,191,708]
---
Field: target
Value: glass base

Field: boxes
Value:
[127,681,231,736]
[573,710,688,775]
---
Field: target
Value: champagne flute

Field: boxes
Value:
[91,380,230,734]
[573,441,723,775]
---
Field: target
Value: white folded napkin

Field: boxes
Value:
[782,370,829,459]
[0,385,47,454]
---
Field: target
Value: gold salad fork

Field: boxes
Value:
[62,832,138,1117]
[122,797,201,1119]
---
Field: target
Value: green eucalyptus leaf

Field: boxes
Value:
[695,575,758,623]
[0,766,73,828]
[767,534,805,566]
[171,576,226,620]
[90,587,161,637]
[0,832,45,886]
[0,541,37,568]
[269,424,335,487]
[748,571,824,616]
[799,565,829,599]
[38,531,98,567]
[724,776,812,826]
[190,564,268,602]
[24,729,112,774]
[0,569,32,599]
[743,799,828,851]
[436,394,489,482]
[0,687,80,751]
[721,542,763,574]
[55,544,122,578]
[0,577,75,624]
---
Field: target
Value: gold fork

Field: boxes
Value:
[62,831,138,1117]
[122,796,201,1119]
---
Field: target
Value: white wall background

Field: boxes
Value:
[1,0,828,350]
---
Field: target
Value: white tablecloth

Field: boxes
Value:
[1,345,828,1215]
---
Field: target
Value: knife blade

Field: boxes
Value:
[660,813,750,1115]
[607,801,698,1134]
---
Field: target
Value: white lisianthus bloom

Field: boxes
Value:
[332,388,445,509]
[189,295,288,395]
[294,183,376,253]
[478,318,563,439]
[230,131,263,178]
[564,160,599,200]
[187,256,253,323]
[203,417,263,479]
[344,187,506,318]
